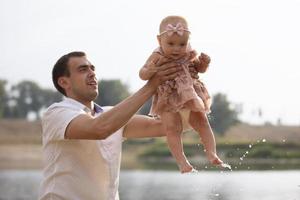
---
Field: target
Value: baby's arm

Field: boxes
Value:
[139,53,161,80]
[194,53,211,73]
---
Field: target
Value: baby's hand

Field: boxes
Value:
[199,53,211,66]
[196,53,211,73]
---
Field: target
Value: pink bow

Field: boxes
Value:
[161,23,190,36]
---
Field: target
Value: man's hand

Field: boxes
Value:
[146,56,160,74]
[149,57,181,87]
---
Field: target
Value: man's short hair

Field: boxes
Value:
[52,51,86,96]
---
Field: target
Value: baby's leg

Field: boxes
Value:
[161,111,193,173]
[188,111,223,165]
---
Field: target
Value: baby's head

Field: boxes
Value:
[157,16,190,59]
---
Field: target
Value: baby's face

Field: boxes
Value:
[159,32,189,59]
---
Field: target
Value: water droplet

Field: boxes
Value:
[262,139,266,142]
[249,144,252,148]
[220,163,232,170]
[245,151,249,154]
[282,139,286,143]
[215,193,220,196]
[240,157,243,161]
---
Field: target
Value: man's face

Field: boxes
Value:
[61,56,99,102]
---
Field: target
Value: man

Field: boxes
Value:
[39,51,186,200]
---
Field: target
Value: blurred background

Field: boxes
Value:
[1,0,300,199]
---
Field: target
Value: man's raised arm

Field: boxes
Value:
[65,61,180,140]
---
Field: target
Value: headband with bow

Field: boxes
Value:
[160,23,190,36]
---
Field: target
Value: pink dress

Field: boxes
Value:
[150,47,212,116]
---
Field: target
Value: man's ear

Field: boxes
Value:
[58,77,69,91]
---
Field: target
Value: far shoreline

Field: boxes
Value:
[1,143,300,171]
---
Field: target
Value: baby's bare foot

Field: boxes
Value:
[207,153,223,165]
[210,156,232,170]
[210,157,223,165]
[179,162,194,173]
[180,165,194,173]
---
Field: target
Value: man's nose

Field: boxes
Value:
[88,68,96,77]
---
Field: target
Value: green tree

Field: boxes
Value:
[3,80,62,119]
[95,80,130,106]
[5,81,42,118]
[39,88,63,108]
[208,93,240,135]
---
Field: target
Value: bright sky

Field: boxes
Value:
[1,0,299,125]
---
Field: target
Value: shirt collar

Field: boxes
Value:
[64,97,103,115]
[94,103,103,114]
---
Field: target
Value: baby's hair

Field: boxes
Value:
[159,15,189,34]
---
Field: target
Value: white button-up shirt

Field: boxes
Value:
[39,97,123,200]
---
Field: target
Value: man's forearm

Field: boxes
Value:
[92,82,156,139]
[123,115,165,139]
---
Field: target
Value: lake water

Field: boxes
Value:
[0,170,299,200]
